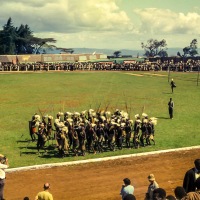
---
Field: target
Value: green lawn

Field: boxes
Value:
[0,71,199,168]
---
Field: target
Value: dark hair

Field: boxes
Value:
[0,156,6,164]
[153,188,166,199]
[44,183,50,190]
[23,197,29,200]
[123,178,131,185]
[194,159,200,169]
[166,195,176,200]
[124,194,136,200]
[174,186,186,199]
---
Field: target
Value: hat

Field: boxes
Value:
[48,116,53,120]
[142,113,148,117]
[134,114,140,119]
[148,174,155,181]
[143,119,148,123]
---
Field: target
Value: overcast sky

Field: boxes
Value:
[0,0,200,50]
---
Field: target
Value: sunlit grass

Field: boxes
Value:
[0,71,199,167]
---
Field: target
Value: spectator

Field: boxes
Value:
[0,154,9,200]
[183,159,200,193]
[168,98,174,119]
[153,188,166,200]
[166,195,176,200]
[184,177,200,200]
[35,182,53,200]
[145,174,159,200]
[23,197,29,200]
[170,79,176,93]
[120,178,134,200]
[195,177,200,194]
[174,186,187,200]
[124,194,136,200]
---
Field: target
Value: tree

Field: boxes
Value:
[57,48,74,54]
[0,17,16,54]
[141,39,168,57]
[15,24,34,54]
[183,39,198,57]
[113,51,121,57]
[29,37,56,54]
[0,18,56,55]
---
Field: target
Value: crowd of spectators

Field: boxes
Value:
[0,58,200,72]
[2,155,200,199]
[120,159,200,200]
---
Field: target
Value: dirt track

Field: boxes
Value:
[5,148,200,200]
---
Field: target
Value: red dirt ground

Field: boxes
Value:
[5,148,200,200]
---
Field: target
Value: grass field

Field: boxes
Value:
[0,71,200,168]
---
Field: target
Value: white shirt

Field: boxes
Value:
[0,163,8,179]
[195,168,200,180]
[120,185,134,200]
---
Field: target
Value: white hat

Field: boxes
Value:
[142,113,148,117]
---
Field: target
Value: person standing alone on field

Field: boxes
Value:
[170,78,176,93]
[168,98,174,119]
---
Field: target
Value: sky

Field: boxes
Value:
[0,0,200,50]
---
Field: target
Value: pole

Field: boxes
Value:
[197,66,200,86]
[168,64,170,83]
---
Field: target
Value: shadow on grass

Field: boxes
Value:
[20,151,37,155]
[16,139,34,143]
[162,92,172,94]
[156,116,170,119]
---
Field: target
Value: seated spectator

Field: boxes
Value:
[166,195,176,200]
[174,186,187,200]
[124,194,136,200]
[184,177,200,200]
[153,188,166,200]
[120,178,134,200]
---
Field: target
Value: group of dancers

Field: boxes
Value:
[29,109,157,157]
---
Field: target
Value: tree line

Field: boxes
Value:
[0,18,199,57]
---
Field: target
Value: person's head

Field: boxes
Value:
[174,186,186,200]
[43,183,50,190]
[0,155,7,164]
[124,194,136,200]
[153,188,166,200]
[23,197,29,200]
[194,159,200,171]
[170,98,172,101]
[166,195,176,200]
[123,178,131,186]
[148,174,155,183]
